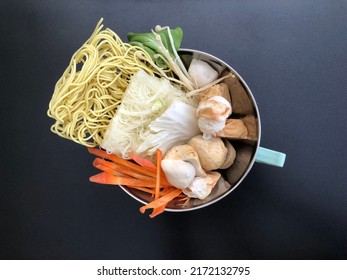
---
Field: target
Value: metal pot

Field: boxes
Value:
[121,49,286,212]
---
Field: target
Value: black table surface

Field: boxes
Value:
[1,0,346,260]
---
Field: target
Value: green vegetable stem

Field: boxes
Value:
[127,26,195,91]
[127,26,182,68]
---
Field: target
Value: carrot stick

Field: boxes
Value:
[93,158,173,186]
[93,158,156,181]
[92,161,125,177]
[129,153,157,171]
[89,148,172,186]
[88,148,157,178]
[89,172,157,188]
[90,172,155,194]
[159,187,178,196]
[139,188,182,215]
[130,186,156,194]
[149,205,166,218]
[154,149,162,200]
[88,147,177,218]
[149,186,184,217]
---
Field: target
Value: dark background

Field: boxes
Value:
[1,0,346,259]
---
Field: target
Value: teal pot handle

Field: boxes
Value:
[255,147,286,167]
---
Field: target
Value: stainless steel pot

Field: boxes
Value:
[121,49,286,212]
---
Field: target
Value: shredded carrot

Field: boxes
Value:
[149,205,166,218]
[159,187,178,196]
[129,153,157,171]
[89,148,172,186]
[130,186,157,194]
[89,172,158,188]
[139,188,182,216]
[93,163,125,177]
[93,158,156,182]
[154,149,162,200]
[90,172,155,194]
[88,147,187,218]
[88,148,157,178]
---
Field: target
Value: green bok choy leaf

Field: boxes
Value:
[127,26,183,68]
[127,26,195,91]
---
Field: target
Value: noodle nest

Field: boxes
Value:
[47,19,162,147]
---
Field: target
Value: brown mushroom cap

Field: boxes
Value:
[188,135,228,171]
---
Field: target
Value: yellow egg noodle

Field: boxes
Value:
[47,19,172,147]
